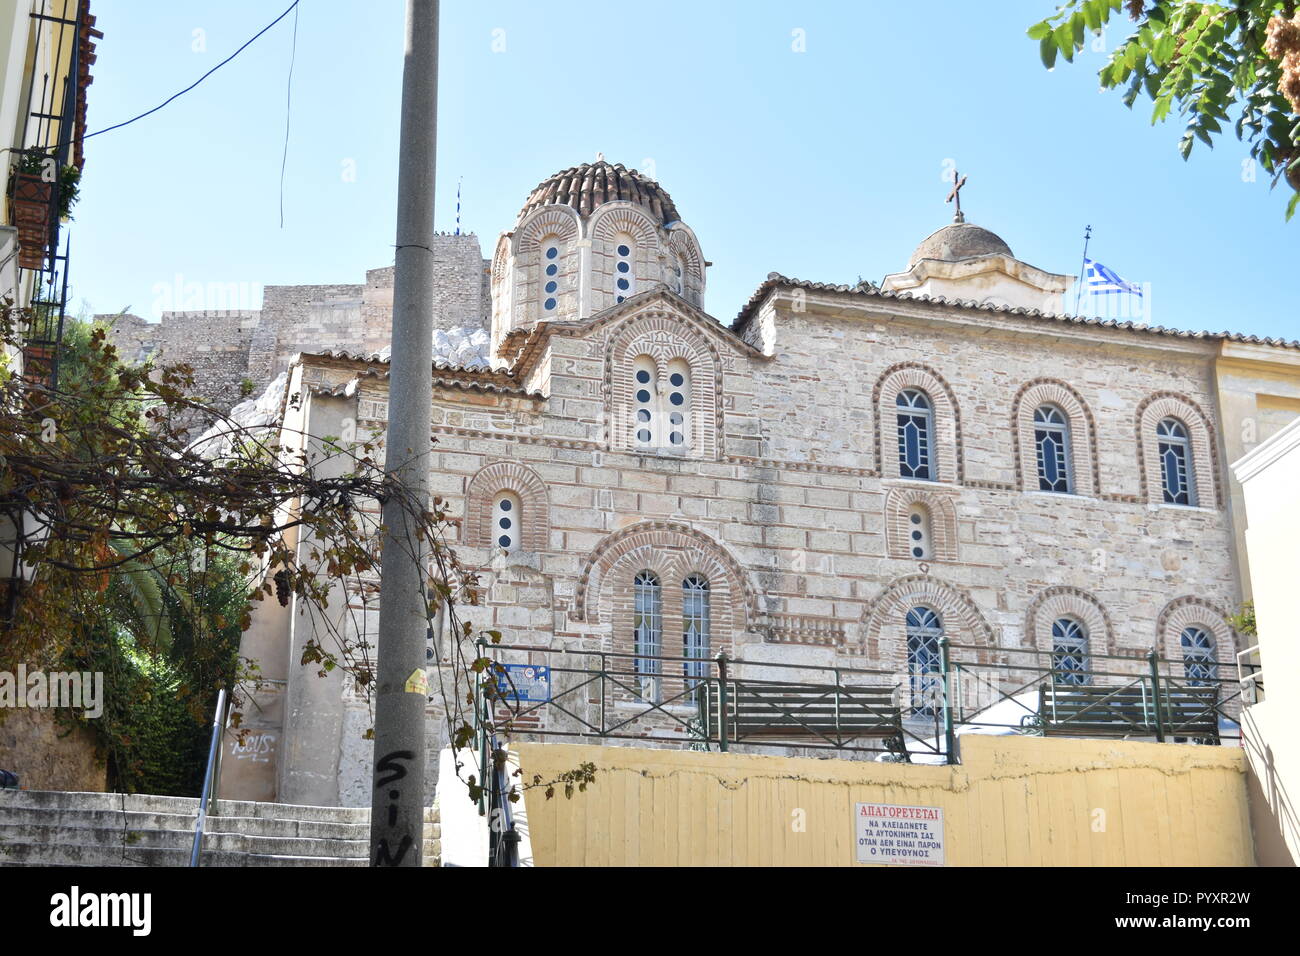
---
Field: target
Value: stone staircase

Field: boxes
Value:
[0,790,441,867]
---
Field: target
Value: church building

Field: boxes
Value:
[217,158,1299,808]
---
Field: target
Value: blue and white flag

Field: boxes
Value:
[1083,258,1143,297]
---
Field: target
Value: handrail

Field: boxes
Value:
[487,736,519,868]
[189,687,228,868]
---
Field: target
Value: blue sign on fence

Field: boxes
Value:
[497,664,551,703]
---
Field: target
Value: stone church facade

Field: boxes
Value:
[211,159,1300,808]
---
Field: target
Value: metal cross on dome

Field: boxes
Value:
[946,169,968,223]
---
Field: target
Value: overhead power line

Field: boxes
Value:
[85,1,301,140]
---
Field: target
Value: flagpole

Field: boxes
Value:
[1073,224,1091,315]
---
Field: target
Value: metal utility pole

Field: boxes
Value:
[369,0,438,867]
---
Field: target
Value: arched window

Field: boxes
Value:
[906,606,943,716]
[896,388,933,480]
[1034,404,1073,493]
[672,253,687,295]
[492,491,521,552]
[665,359,691,451]
[682,575,710,689]
[633,570,662,700]
[1051,618,1089,685]
[906,504,932,560]
[1180,626,1217,686]
[614,236,634,304]
[540,237,561,312]
[632,355,658,447]
[1157,417,1196,505]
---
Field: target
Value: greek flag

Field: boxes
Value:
[1084,258,1143,296]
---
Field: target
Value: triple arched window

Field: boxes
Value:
[1157,417,1197,506]
[1033,405,1073,494]
[896,388,934,480]
[1051,618,1090,685]
[905,606,942,716]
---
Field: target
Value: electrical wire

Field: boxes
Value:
[84,1,301,140]
[279,2,299,228]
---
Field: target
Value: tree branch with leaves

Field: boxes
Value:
[1030,1,1300,217]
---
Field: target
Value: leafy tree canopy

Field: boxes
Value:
[1030,1,1300,217]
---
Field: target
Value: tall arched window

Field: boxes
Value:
[906,504,932,560]
[665,359,691,451]
[1180,626,1217,686]
[896,388,933,480]
[1051,618,1089,685]
[682,575,710,689]
[1034,404,1073,493]
[906,606,942,716]
[1157,417,1196,505]
[633,570,662,700]
[492,491,521,552]
[632,355,658,447]
[540,237,561,312]
[614,236,635,304]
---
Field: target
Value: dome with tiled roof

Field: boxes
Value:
[908,221,1013,269]
[518,157,680,224]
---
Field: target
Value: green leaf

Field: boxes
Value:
[1055,24,1075,62]
[1286,191,1298,222]
[1040,34,1058,69]
[1027,21,1052,40]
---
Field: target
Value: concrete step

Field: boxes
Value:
[0,790,443,867]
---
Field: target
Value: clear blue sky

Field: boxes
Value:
[73,0,1296,340]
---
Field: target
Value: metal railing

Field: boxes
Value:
[189,687,231,867]
[473,640,1247,767]
[475,643,944,761]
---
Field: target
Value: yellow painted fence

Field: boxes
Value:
[518,735,1254,866]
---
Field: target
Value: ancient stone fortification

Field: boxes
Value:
[101,233,491,413]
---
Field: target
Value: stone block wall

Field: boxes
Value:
[103,234,491,418]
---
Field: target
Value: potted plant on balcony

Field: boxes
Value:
[7,153,79,270]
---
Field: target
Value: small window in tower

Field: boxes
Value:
[907,505,932,560]
[614,236,635,304]
[492,492,522,552]
[541,237,561,312]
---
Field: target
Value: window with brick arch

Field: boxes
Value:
[614,234,635,304]
[1051,618,1090,685]
[906,606,942,716]
[492,491,521,552]
[1034,404,1073,493]
[632,355,659,447]
[1157,417,1197,506]
[633,570,662,701]
[664,359,691,451]
[906,504,932,560]
[682,575,710,689]
[1180,626,1217,686]
[540,236,561,313]
[896,388,933,480]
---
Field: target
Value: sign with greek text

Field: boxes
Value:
[496,664,551,703]
[855,802,944,866]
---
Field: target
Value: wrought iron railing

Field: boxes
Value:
[473,640,1249,767]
